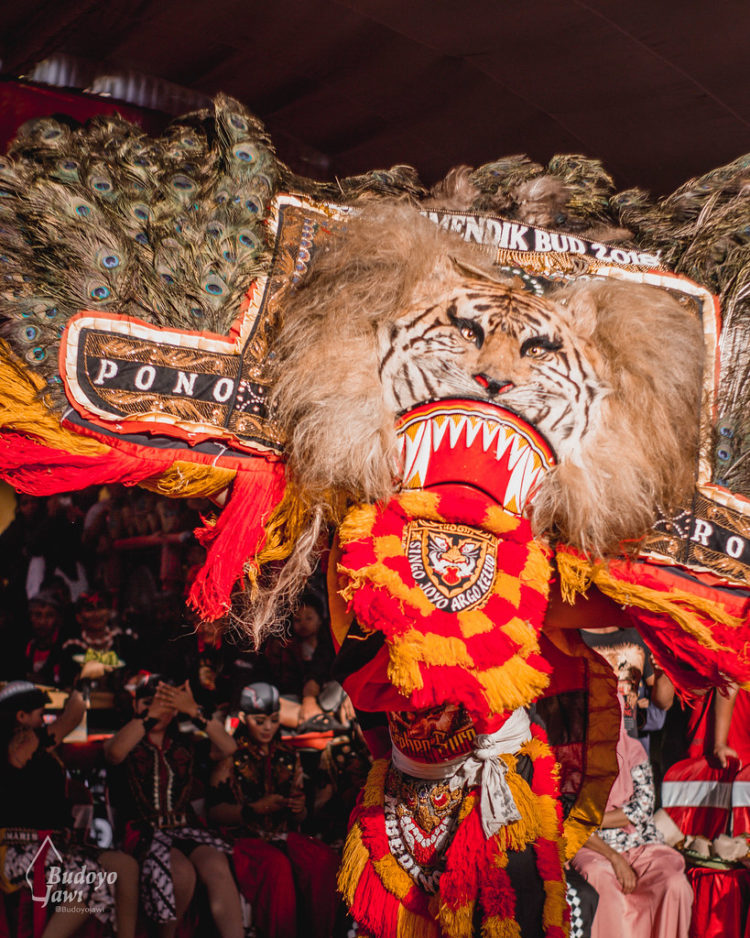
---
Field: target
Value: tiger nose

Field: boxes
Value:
[474,373,514,396]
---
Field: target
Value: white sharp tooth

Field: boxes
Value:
[448,415,466,448]
[410,422,433,486]
[482,420,500,451]
[394,437,406,480]
[403,422,427,482]
[496,426,514,460]
[506,435,529,471]
[521,465,543,505]
[401,432,417,482]
[464,416,483,448]
[505,447,533,511]
[431,415,450,451]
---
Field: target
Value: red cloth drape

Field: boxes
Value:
[662,756,739,840]
[0,80,165,155]
[687,866,750,938]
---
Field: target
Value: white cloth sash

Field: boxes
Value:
[390,708,532,837]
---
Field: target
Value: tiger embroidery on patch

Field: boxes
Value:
[404,519,496,613]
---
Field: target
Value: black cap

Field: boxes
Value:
[28,589,63,610]
[0,681,51,712]
[239,682,280,715]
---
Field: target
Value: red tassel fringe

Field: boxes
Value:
[189,462,286,620]
[0,431,287,623]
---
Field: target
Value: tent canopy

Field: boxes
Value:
[1,1,749,194]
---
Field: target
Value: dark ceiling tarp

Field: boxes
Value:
[1,1,750,194]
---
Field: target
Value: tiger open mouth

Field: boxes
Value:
[395,399,555,515]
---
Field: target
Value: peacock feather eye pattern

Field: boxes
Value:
[203,273,227,296]
[131,204,150,222]
[96,247,122,271]
[26,346,46,363]
[0,93,278,400]
[171,174,196,192]
[232,143,258,164]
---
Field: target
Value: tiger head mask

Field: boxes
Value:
[271,200,704,612]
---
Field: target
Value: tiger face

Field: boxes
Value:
[377,266,605,461]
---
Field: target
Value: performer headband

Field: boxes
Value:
[391,707,532,837]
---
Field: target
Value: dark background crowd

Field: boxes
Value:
[0,485,746,938]
[0,485,373,937]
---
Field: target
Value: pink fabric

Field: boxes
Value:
[606,706,648,809]
[572,843,693,938]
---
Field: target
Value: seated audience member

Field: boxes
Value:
[159,608,238,713]
[26,494,88,602]
[21,589,78,688]
[0,585,27,681]
[0,681,138,938]
[580,626,674,740]
[63,589,141,687]
[207,682,340,938]
[572,712,692,938]
[261,592,348,731]
[636,689,668,757]
[0,492,45,613]
[104,673,244,938]
[309,728,373,844]
[565,866,599,938]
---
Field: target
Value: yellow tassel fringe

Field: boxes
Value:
[337,823,370,906]
[457,608,495,638]
[339,503,379,545]
[363,759,390,808]
[438,901,475,938]
[482,505,524,537]
[521,543,552,598]
[477,656,551,714]
[140,461,236,498]
[397,906,440,938]
[557,551,742,651]
[482,916,522,938]
[0,344,106,455]
[396,490,444,522]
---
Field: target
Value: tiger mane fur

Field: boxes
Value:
[258,201,704,636]
[533,278,704,552]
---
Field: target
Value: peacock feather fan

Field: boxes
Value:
[0,94,279,409]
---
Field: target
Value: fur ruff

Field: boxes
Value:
[260,203,704,631]
[533,278,705,554]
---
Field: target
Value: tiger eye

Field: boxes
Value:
[460,326,475,341]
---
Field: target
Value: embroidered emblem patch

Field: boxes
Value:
[405,519,497,613]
